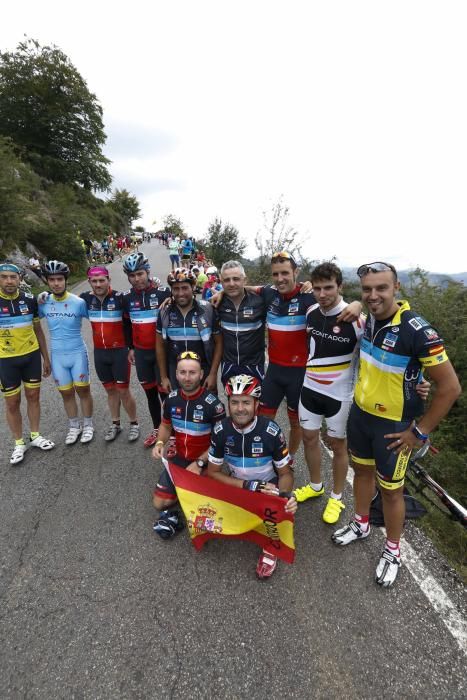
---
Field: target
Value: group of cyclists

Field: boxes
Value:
[0,243,461,585]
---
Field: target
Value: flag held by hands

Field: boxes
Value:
[165,461,295,564]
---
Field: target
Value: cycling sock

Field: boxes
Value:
[15,438,25,446]
[69,417,80,429]
[355,513,370,532]
[330,491,342,500]
[144,387,162,428]
[113,420,121,426]
[385,538,401,558]
[310,481,323,492]
[83,416,93,427]
[30,431,40,441]
[130,420,139,425]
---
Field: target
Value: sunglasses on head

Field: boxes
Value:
[177,351,202,362]
[271,250,297,266]
[357,262,397,278]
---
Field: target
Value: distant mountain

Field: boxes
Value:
[341,268,467,287]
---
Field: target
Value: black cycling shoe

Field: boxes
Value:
[153,510,184,540]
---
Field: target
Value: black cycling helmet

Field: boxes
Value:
[225,374,262,398]
[42,260,70,279]
[122,252,150,273]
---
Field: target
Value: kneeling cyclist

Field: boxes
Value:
[207,374,297,579]
[151,351,226,538]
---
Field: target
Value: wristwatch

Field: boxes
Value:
[196,459,206,469]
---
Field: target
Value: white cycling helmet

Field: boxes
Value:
[225,374,261,398]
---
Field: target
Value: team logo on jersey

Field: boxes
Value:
[333,326,341,334]
[382,332,398,348]
[1,307,9,314]
[107,304,116,311]
[253,436,261,441]
[193,410,204,421]
[404,368,420,382]
[288,303,299,314]
[196,405,203,409]
[391,327,400,333]
[226,435,235,446]
[205,394,216,404]
[243,308,253,316]
[266,423,279,436]
[424,328,439,341]
[252,443,263,454]
[409,318,423,331]
[171,406,182,415]
[168,390,178,398]
[214,422,223,434]
[215,404,224,414]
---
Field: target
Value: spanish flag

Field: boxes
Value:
[165,461,295,564]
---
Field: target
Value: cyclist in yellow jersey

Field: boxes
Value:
[0,263,54,465]
[332,262,461,587]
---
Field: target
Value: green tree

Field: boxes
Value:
[163,214,184,238]
[0,136,41,253]
[107,188,141,233]
[0,38,111,191]
[204,218,246,269]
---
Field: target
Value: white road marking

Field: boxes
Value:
[320,439,467,656]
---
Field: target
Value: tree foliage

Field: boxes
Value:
[163,214,185,238]
[204,218,246,269]
[107,189,141,233]
[0,38,111,191]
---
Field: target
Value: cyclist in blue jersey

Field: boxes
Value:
[207,374,297,579]
[40,261,94,445]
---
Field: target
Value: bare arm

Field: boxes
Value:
[33,321,51,377]
[155,336,171,393]
[385,360,461,452]
[151,421,173,460]
[204,334,223,391]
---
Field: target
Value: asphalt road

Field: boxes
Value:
[1,241,466,699]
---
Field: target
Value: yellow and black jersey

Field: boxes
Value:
[354,300,448,421]
[0,290,40,358]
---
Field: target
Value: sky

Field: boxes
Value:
[2,1,466,273]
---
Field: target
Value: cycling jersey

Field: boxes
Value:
[0,290,39,358]
[38,292,87,353]
[161,386,226,463]
[215,291,266,367]
[209,415,290,483]
[354,300,448,421]
[157,300,219,368]
[80,289,128,349]
[122,283,171,350]
[257,285,316,367]
[303,299,363,401]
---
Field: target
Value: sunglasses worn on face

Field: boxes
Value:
[357,262,397,278]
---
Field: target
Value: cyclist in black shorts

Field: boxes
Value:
[81,265,140,442]
[0,262,54,465]
[121,252,171,447]
[207,374,297,579]
[332,262,461,587]
[156,269,222,392]
[151,351,226,538]
[215,260,266,385]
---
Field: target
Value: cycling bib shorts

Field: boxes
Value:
[260,363,305,416]
[299,385,352,439]
[94,347,130,389]
[0,349,42,397]
[52,349,90,391]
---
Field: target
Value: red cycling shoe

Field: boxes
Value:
[144,428,158,448]
[256,551,277,579]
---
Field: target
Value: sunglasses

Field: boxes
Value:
[177,351,202,362]
[357,262,397,278]
[271,250,297,266]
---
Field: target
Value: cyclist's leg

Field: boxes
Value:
[347,404,377,518]
[324,398,352,496]
[1,357,23,439]
[258,362,285,421]
[298,386,324,483]
[71,349,93,419]
[112,348,137,422]
[284,366,306,456]
[135,348,162,429]
[94,348,120,420]
[52,353,78,417]
[21,350,42,433]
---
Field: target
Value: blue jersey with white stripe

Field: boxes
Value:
[215,291,266,366]
[157,303,219,366]
[38,292,87,353]
[208,415,290,483]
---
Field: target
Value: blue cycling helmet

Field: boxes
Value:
[122,252,150,273]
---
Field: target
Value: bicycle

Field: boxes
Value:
[407,442,466,528]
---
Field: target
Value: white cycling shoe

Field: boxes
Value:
[65,426,82,445]
[80,425,94,443]
[30,435,55,450]
[331,520,371,545]
[10,444,27,465]
[375,549,401,588]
